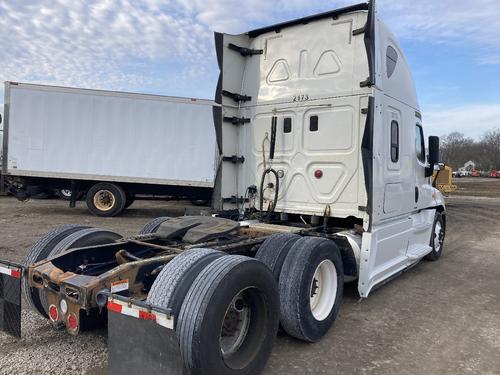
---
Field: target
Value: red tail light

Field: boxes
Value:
[67,313,78,331]
[48,305,59,321]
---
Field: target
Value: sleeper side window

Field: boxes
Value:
[309,115,319,132]
[415,124,425,163]
[283,117,292,133]
[390,120,399,162]
[386,46,398,78]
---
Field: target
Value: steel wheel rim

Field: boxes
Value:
[220,289,252,357]
[93,190,115,211]
[310,259,337,321]
[434,221,442,252]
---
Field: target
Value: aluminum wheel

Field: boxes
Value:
[309,259,337,321]
[220,289,252,357]
[93,190,115,212]
[433,221,443,252]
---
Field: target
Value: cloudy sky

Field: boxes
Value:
[1,0,499,139]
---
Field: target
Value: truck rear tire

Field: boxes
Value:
[24,224,90,317]
[177,255,279,375]
[279,236,344,342]
[86,183,126,217]
[255,233,300,281]
[138,217,170,234]
[147,248,224,325]
[424,212,445,261]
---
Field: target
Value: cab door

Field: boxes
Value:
[414,120,426,209]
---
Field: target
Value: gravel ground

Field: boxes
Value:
[0,187,499,374]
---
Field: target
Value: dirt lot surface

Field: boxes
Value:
[453,177,500,198]
[0,182,499,374]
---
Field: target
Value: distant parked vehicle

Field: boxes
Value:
[491,170,500,178]
[1,82,217,216]
[454,170,469,178]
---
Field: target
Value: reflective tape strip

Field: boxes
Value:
[107,299,174,330]
[0,265,21,279]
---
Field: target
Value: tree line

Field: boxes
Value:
[440,128,500,171]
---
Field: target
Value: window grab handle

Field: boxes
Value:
[269,116,277,160]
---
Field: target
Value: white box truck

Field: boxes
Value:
[0,82,217,216]
[0,1,447,374]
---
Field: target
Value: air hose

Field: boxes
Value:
[259,168,279,217]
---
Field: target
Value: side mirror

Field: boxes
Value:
[0,113,2,125]
[425,136,440,177]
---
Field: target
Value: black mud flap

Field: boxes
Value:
[0,261,22,338]
[106,296,183,375]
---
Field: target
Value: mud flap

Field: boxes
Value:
[0,261,22,338]
[106,296,183,374]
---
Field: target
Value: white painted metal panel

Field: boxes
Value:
[218,11,371,217]
[5,83,217,187]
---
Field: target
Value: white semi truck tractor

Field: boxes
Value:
[0,1,446,374]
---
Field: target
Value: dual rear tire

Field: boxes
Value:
[147,249,279,375]
[256,234,344,342]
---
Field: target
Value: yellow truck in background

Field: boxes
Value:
[434,166,457,195]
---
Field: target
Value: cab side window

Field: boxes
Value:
[415,124,425,163]
[390,120,399,162]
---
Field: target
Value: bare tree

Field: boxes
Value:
[440,128,500,171]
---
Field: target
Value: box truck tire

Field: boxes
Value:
[124,192,136,209]
[255,233,301,281]
[147,248,225,327]
[279,237,344,342]
[24,224,90,317]
[177,255,279,375]
[86,183,127,217]
[424,212,446,261]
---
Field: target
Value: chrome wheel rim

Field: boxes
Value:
[434,221,443,252]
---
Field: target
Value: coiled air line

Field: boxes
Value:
[259,115,279,217]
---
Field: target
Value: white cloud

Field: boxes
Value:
[380,0,500,45]
[424,103,500,139]
[1,0,499,95]
[1,0,499,139]
[0,0,215,94]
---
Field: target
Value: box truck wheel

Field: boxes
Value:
[86,183,126,217]
[39,227,122,320]
[147,248,224,326]
[24,224,90,318]
[255,233,300,281]
[138,217,171,234]
[124,192,136,209]
[279,237,344,342]
[424,212,446,261]
[177,255,279,375]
